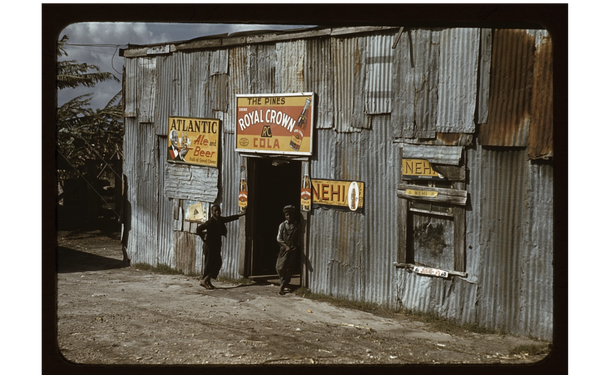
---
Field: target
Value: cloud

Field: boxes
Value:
[57,22,313,109]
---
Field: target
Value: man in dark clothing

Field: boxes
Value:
[276,205,299,295]
[196,205,244,289]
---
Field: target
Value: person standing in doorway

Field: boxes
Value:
[276,205,299,295]
[196,205,244,289]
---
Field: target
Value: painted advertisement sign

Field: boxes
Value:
[311,179,365,213]
[235,93,314,156]
[167,117,220,168]
[185,201,209,223]
[402,158,445,180]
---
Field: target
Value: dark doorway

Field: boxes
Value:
[248,158,301,278]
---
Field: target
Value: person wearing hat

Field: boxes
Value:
[196,205,244,289]
[275,205,299,295]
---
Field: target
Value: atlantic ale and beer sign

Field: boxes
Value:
[167,116,220,168]
[235,93,314,156]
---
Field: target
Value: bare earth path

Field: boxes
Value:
[55,230,551,367]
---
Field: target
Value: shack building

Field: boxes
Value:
[120,26,553,340]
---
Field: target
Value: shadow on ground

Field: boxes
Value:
[57,246,129,273]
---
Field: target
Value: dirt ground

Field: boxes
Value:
[55,229,551,367]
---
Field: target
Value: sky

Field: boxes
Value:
[58,22,315,109]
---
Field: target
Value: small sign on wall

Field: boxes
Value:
[311,179,365,213]
[167,116,220,168]
[235,93,314,156]
[402,159,445,180]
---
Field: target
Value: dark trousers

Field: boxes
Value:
[202,243,222,279]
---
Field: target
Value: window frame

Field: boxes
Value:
[396,148,467,277]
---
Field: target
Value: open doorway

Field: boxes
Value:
[247,158,301,280]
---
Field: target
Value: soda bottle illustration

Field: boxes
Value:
[238,166,248,213]
[300,163,312,211]
[289,98,311,151]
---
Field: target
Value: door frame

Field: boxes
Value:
[237,155,310,288]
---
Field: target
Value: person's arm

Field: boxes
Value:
[222,212,245,223]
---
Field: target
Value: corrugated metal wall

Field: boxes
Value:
[122,26,554,340]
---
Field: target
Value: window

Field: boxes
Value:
[396,146,467,277]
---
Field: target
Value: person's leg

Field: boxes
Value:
[201,245,213,289]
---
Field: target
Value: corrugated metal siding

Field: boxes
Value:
[391,29,416,138]
[528,29,553,159]
[249,44,277,94]
[477,148,527,332]
[122,118,160,266]
[218,133,243,279]
[308,119,401,306]
[466,145,553,340]
[477,29,493,125]
[332,36,364,133]
[436,28,479,134]
[277,40,306,93]
[518,160,553,339]
[306,37,334,129]
[362,115,400,308]
[480,29,536,146]
[412,29,440,138]
[122,26,553,340]
[397,145,553,340]
[364,33,394,115]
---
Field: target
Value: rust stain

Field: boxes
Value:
[479,29,536,147]
[528,33,553,159]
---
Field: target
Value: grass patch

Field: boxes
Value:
[294,287,387,315]
[294,287,510,336]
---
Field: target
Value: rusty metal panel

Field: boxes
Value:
[276,40,306,93]
[307,116,401,308]
[163,164,219,201]
[210,49,228,75]
[209,50,230,113]
[121,26,553,340]
[364,33,395,115]
[332,37,363,133]
[436,28,479,134]
[188,51,211,117]
[391,29,415,138]
[306,37,334,129]
[138,58,157,123]
[402,144,463,166]
[518,160,553,339]
[467,146,553,340]
[361,115,401,308]
[173,231,197,274]
[479,29,536,146]
[124,58,137,118]
[396,145,553,340]
[228,46,250,134]
[413,29,441,138]
[156,136,174,267]
[218,133,244,279]
[122,118,160,266]
[390,29,441,138]
[248,44,277,94]
[476,148,527,333]
[528,29,553,160]
[477,29,493,125]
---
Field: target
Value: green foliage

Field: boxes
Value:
[56,35,123,175]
